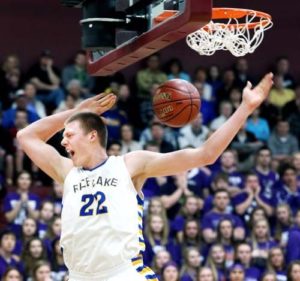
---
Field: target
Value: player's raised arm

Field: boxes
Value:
[17,93,116,184]
[126,73,273,181]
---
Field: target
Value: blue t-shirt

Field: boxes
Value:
[187,168,210,197]
[254,169,278,198]
[244,266,261,281]
[275,183,300,215]
[0,255,24,279]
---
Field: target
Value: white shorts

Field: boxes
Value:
[68,260,158,281]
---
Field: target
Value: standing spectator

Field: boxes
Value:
[235,242,261,281]
[210,101,233,131]
[207,65,222,99]
[120,124,142,154]
[3,171,40,236]
[0,230,23,279]
[234,58,254,90]
[246,108,270,142]
[217,69,237,102]
[228,88,242,112]
[197,267,215,281]
[180,247,201,281]
[267,247,287,281]
[274,56,296,89]
[62,50,95,96]
[27,50,64,109]
[268,120,298,163]
[165,58,191,81]
[205,244,227,281]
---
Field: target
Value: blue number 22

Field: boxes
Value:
[80,191,108,216]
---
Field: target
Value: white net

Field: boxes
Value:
[186,9,273,57]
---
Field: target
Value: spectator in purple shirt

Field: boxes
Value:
[0,230,23,279]
[235,242,261,281]
[233,173,275,222]
[3,171,40,236]
[254,147,279,198]
[205,244,226,281]
[145,197,168,223]
[180,247,202,281]
[247,207,268,234]
[275,164,300,215]
[261,271,277,281]
[43,216,61,259]
[37,201,54,239]
[1,267,23,281]
[50,237,68,281]
[267,247,287,281]
[152,249,172,279]
[202,189,245,244]
[197,267,215,281]
[274,203,293,248]
[228,264,245,281]
[287,261,300,281]
[161,261,180,281]
[249,219,277,270]
[216,219,235,269]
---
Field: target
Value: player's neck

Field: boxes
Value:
[82,148,108,170]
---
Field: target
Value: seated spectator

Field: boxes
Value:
[228,263,245,281]
[165,58,191,81]
[260,271,277,281]
[37,201,54,239]
[186,165,211,198]
[144,214,180,266]
[249,218,277,270]
[4,171,40,236]
[233,173,275,221]
[234,58,254,90]
[54,94,78,113]
[269,74,295,109]
[152,249,172,279]
[50,238,67,281]
[21,238,47,278]
[0,230,23,278]
[62,50,95,96]
[285,86,300,141]
[178,113,210,149]
[205,244,227,281]
[235,242,261,281]
[145,197,168,224]
[197,267,215,281]
[27,50,64,110]
[246,108,270,142]
[106,140,122,156]
[43,216,61,258]
[49,182,63,215]
[161,261,180,281]
[202,189,245,244]
[1,267,23,281]
[209,101,233,131]
[217,69,237,102]
[228,88,242,112]
[287,261,300,281]
[274,56,296,89]
[207,65,222,97]
[275,164,300,215]
[247,207,268,234]
[274,204,293,248]
[120,124,142,154]
[216,219,235,268]
[267,247,287,281]
[180,247,202,281]
[30,260,52,281]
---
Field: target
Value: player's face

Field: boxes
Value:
[61,121,91,167]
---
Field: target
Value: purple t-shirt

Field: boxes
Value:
[187,168,210,197]
[0,255,23,279]
[286,228,300,264]
[254,169,278,197]
[3,192,40,236]
[275,183,300,215]
[210,170,244,188]
[201,211,244,231]
[244,266,261,281]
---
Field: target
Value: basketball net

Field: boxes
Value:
[186,8,273,57]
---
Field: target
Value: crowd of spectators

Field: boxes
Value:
[0,50,300,281]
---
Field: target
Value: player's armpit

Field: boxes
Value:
[17,134,73,184]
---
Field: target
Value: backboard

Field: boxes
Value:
[62,0,212,76]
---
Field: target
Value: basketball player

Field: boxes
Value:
[17,73,273,281]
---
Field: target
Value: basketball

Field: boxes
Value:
[152,79,201,127]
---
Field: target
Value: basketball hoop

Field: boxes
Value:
[186,8,273,56]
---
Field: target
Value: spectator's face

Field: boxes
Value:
[254,220,268,239]
[151,125,164,141]
[54,240,62,255]
[252,209,266,224]
[236,244,252,265]
[3,269,22,281]
[229,89,242,103]
[54,182,63,198]
[283,169,297,187]
[121,125,133,142]
[52,218,62,236]
[107,144,121,156]
[236,58,248,73]
[220,103,233,118]
[293,154,300,170]
[41,202,54,221]
[150,216,164,233]
[155,250,171,269]
[211,246,225,264]
[0,234,16,253]
[191,114,203,130]
[198,268,214,281]
[15,111,28,128]
[214,192,229,211]
[118,84,130,100]
[245,175,259,190]
[257,149,271,167]
[68,84,81,97]
[17,172,31,192]
[162,265,179,281]
[185,198,198,215]
[29,240,43,258]
[35,265,51,281]
[195,69,207,82]
[290,264,300,281]
[229,268,245,281]
[221,152,235,168]
[270,248,284,268]
[170,62,180,74]
[276,121,289,135]
[276,206,290,224]
[75,53,86,67]
[223,70,235,83]
[185,222,198,239]
[149,200,163,215]
[24,83,36,99]
[147,56,160,71]
[262,274,276,281]
[295,211,300,228]
[22,218,37,236]
[187,249,201,267]
[276,58,289,74]
[15,96,28,110]
[209,65,219,80]
[219,220,233,239]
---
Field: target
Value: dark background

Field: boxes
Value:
[1,0,299,82]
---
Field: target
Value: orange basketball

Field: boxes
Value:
[152,79,201,127]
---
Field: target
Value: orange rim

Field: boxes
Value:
[153,10,179,24]
[210,8,272,29]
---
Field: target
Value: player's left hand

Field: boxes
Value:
[242,72,273,112]
[77,93,117,115]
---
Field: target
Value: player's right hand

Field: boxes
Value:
[76,93,117,115]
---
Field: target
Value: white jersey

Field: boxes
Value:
[61,156,146,278]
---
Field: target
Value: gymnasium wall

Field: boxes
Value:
[1,0,299,82]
